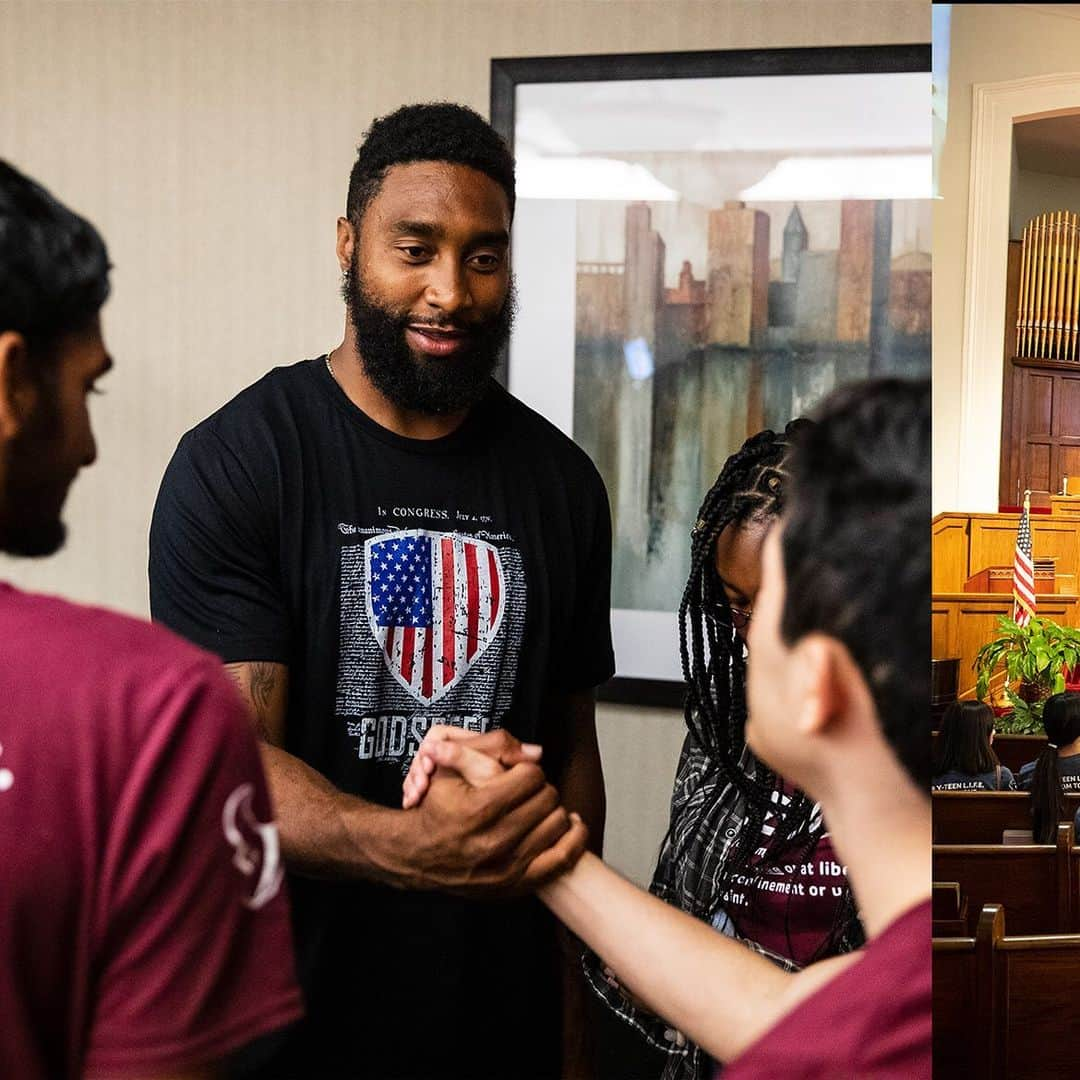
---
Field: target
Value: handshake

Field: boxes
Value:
[395,725,590,898]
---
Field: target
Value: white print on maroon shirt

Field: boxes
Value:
[0,743,12,792]
[222,783,283,910]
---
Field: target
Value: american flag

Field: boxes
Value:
[1013,494,1036,627]
[365,530,505,705]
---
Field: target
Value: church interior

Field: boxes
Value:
[933,5,1080,1076]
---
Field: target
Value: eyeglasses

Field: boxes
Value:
[706,603,753,631]
[729,605,753,630]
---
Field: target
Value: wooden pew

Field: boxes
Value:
[933,904,998,1079]
[933,791,1080,844]
[935,902,1080,1079]
[987,734,1045,775]
[993,925,1080,1078]
[933,881,969,936]
[932,824,1075,934]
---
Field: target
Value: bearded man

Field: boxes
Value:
[149,103,612,1080]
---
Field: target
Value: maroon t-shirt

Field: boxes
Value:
[0,583,303,1079]
[721,900,931,1079]
[727,784,849,968]
[729,832,846,967]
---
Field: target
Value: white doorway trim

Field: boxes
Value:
[960,72,1080,510]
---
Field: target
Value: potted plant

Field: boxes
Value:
[974,615,1080,734]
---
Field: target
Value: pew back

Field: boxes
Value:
[997,931,1080,1079]
[932,905,999,1080]
[932,825,1075,934]
[933,791,1080,844]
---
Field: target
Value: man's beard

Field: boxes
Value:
[342,262,514,415]
[0,393,67,558]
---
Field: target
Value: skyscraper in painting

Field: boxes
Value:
[575,199,931,610]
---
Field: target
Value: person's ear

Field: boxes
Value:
[0,331,38,440]
[792,635,848,738]
[336,217,356,274]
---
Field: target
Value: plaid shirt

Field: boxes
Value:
[582,734,806,1080]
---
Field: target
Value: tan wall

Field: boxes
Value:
[935,3,1080,515]
[1011,168,1080,239]
[0,0,927,886]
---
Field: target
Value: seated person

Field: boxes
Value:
[407,377,930,1077]
[1022,691,1080,842]
[932,700,1015,791]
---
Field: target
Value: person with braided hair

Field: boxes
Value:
[578,421,860,1079]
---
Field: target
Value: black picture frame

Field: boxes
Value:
[490,43,930,709]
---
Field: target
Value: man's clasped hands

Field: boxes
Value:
[399,725,589,895]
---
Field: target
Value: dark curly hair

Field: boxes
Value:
[0,160,110,362]
[345,103,516,226]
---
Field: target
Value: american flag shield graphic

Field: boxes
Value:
[364,530,506,705]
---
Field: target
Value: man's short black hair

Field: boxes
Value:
[346,103,516,226]
[0,160,110,356]
[781,377,930,789]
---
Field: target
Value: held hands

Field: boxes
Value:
[402,726,540,809]
[399,726,589,897]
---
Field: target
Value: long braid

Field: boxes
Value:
[675,421,862,959]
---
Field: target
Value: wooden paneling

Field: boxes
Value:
[1050,495,1080,517]
[1027,439,1052,493]
[1060,376,1080,431]
[1024,373,1053,436]
[1002,362,1080,508]
[932,606,952,658]
[932,593,1080,696]
[933,515,969,593]
[1062,445,1080,479]
[932,511,1080,593]
[970,514,1080,582]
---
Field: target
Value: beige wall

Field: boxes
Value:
[934,3,1080,515]
[1011,168,1080,238]
[0,0,927,885]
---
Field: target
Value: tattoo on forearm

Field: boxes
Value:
[225,661,280,741]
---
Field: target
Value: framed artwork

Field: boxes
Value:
[491,44,931,707]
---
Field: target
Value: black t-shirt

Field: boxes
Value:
[931,767,1016,792]
[149,358,615,1079]
[1018,752,1080,792]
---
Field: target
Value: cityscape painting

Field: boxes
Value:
[493,45,932,698]
[574,196,931,610]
